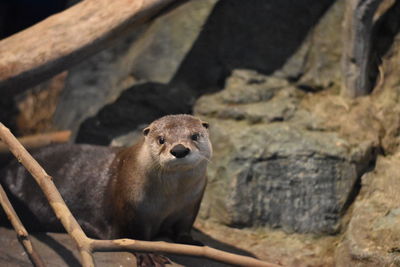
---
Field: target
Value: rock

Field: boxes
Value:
[335,154,400,266]
[273,0,344,90]
[195,69,300,123]
[128,0,218,83]
[195,69,378,234]
[173,0,334,91]
[195,219,337,267]
[200,120,358,233]
[15,72,67,135]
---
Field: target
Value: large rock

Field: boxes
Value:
[173,0,334,91]
[335,154,400,266]
[128,0,218,84]
[195,69,378,234]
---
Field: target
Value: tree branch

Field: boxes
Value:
[0,184,46,267]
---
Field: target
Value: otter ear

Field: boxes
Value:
[143,127,150,136]
[201,121,209,129]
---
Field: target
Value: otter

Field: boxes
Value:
[0,114,212,244]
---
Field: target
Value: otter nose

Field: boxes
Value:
[170,144,190,158]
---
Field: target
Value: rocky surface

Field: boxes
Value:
[172,0,333,91]
[335,154,400,266]
[334,18,400,266]
[195,219,336,267]
[195,69,379,234]
[128,0,218,84]
[273,0,344,90]
[15,72,67,135]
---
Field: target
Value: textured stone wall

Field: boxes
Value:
[195,69,377,233]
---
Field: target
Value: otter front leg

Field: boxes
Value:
[172,219,203,246]
[127,221,155,241]
[172,201,203,246]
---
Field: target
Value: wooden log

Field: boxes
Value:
[0,0,183,95]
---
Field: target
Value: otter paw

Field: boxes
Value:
[135,253,171,267]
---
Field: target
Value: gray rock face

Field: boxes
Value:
[196,69,376,233]
[128,0,218,84]
[195,70,300,123]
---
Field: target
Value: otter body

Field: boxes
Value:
[0,115,212,243]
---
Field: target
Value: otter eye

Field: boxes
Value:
[158,137,165,145]
[191,133,200,141]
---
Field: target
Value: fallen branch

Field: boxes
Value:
[0,184,46,267]
[0,130,71,154]
[0,122,280,267]
[0,0,183,95]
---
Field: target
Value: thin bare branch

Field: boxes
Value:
[0,185,46,267]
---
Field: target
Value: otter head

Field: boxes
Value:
[142,114,212,171]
